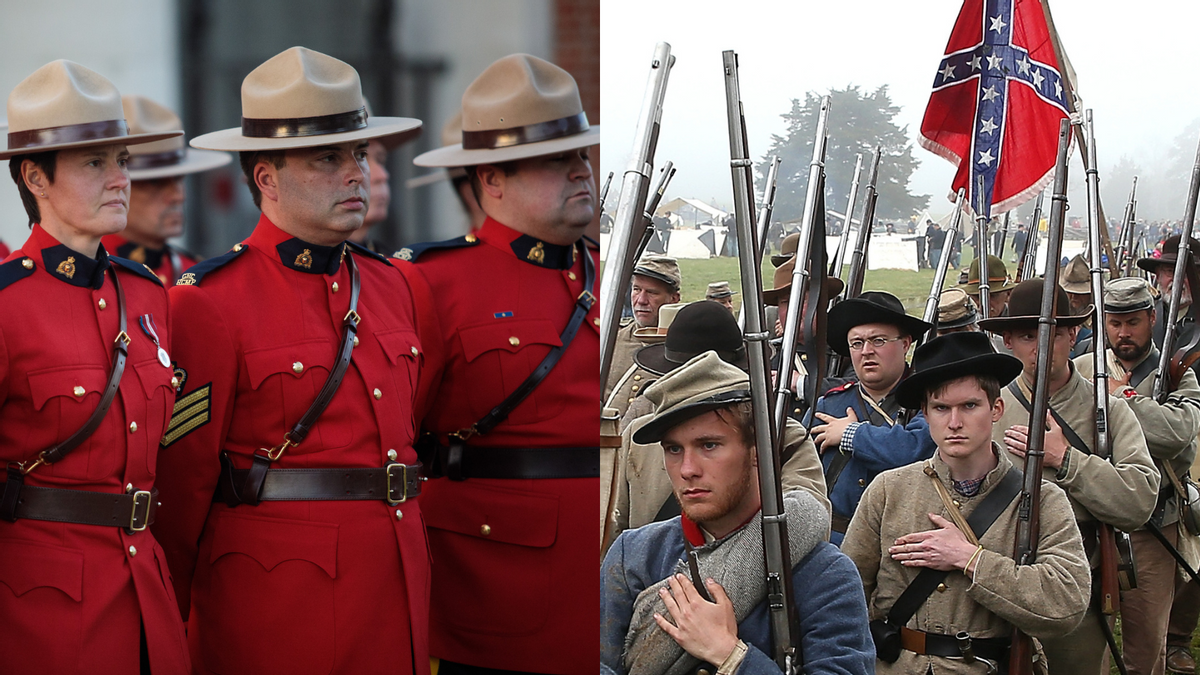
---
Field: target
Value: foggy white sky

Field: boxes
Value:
[600,0,1200,221]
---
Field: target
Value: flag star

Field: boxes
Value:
[1031,69,1045,90]
[1017,57,1032,75]
[978,149,995,166]
[940,62,956,81]
[986,54,1003,71]
[990,14,1007,33]
[969,54,982,71]
[1054,79,1063,98]
[980,117,998,135]
[981,85,1000,102]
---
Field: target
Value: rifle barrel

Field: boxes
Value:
[1153,136,1200,402]
[830,154,864,279]
[921,190,967,341]
[844,148,882,300]
[738,156,781,330]
[1084,110,1111,463]
[975,174,991,321]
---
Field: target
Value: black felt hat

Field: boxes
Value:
[827,291,932,356]
[1137,235,1200,274]
[976,278,1091,333]
[634,301,747,374]
[894,332,1023,409]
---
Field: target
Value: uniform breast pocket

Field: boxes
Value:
[201,512,338,675]
[458,318,563,426]
[243,339,349,452]
[27,365,113,481]
[0,540,84,673]
[131,358,175,476]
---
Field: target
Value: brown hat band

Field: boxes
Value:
[241,107,367,139]
[462,112,588,150]
[7,119,129,151]
[126,148,186,170]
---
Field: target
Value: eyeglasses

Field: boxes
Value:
[848,335,904,352]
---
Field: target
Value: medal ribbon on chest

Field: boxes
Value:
[138,314,172,367]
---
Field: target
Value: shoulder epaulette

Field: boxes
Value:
[175,243,249,287]
[110,256,164,286]
[827,381,857,394]
[583,234,600,250]
[346,240,393,266]
[0,256,36,292]
[393,234,481,263]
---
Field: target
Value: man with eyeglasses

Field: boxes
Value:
[807,291,937,545]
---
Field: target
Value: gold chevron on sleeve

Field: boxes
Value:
[161,384,212,447]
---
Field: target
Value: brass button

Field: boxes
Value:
[858,478,866,487]
[21,258,33,270]
[952,500,962,508]
[410,346,419,356]
[593,317,600,326]
[395,509,404,520]
[332,282,339,293]
[98,298,107,310]
[233,243,244,252]
[628,397,635,403]
[465,233,478,243]
[352,336,360,347]
[633,375,642,381]
[373,388,383,400]
[292,361,304,374]
[480,524,492,536]
[568,271,577,281]
[698,669,712,675]
[73,385,86,398]
[794,408,802,414]
[387,449,398,461]
[125,483,134,493]
[128,546,138,557]
[937,583,947,593]
[129,422,137,433]
[170,376,180,389]
[631,385,639,392]
[508,336,520,347]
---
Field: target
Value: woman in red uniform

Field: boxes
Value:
[0,60,192,674]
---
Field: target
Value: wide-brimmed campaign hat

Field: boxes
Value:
[1,60,181,161]
[407,112,469,188]
[827,290,932,356]
[1138,235,1200,274]
[414,54,600,168]
[771,233,800,267]
[958,254,1016,295]
[635,301,747,375]
[632,302,687,343]
[1059,254,1092,294]
[977,278,1092,333]
[937,288,979,330]
[762,257,845,306]
[189,47,422,152]
[894,332,1023,409]
[121,96,231,180]
[633,351,752,445]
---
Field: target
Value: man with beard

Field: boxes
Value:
[1073,277,1200,675]
[981,278,1158,675]
[1139,235,1200,376]
[601,352,874,675]
[101,96,230,283]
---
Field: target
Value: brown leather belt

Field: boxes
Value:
[4,485,157,532]
[831,513,851,534]
[215,464,422,505]
[899,626,1009,660]
[424,443,599,480]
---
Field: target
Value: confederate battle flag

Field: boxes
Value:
[920,0,1073,217]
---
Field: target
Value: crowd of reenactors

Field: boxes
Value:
[601,234,1200,674]
[0,48,600,675]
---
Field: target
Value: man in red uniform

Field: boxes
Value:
[151,47,431,675]
[406,53,600,675]
[0,59,191,674]
[101,96,230,284]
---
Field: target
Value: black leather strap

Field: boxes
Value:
[464,241,595,438]
[901,627,1009,659]
[425,444,599,480]
[4,485,156,532]
[1006,382,1095,457]
[216,463,422,504]
[824,450,853,496]
[882,466,1024,629]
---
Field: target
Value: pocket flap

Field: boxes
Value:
[422,481,558,547]
[243,339,336,390]
[27,366,108,411]
[374,329,421,366]
[210,512,339,578]
[458,318,562,363]
[132,358,174,399]
[0,540,83,601]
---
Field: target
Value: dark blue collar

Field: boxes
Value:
[42,243,110,289]
[509,234,576,270]
[275,237,345,275]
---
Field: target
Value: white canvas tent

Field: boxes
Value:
[654,197,728,228]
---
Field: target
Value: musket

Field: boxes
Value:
[974,174,992,320]
[725,49,800,674]
[1117,177,1138,276]
[996,211,1012,261]
[598,171,615,215]
[1016,190,1045,283]
[920,189,968,343]
[1152,135,1200,402]
[1008,117,1072,675]
[631,162,677,263]
[599,43,674,389]
[843,148,882,301]
[738,156,781,330]
[829,153,864,280]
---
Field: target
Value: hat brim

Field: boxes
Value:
[894,352,1024,410]
[413,126,600,168]
[634,343,749,375]
[959,279,1017,294]
[1137,256,1173,273]
[827,298,932,356]
[0,130,184,161]
[770,253,794,267]
[763,277,846,306]
[632,389,753,445]
[937,312,979,330]
[1059,281,1092,295]
[128,148,232,181]
[188,116,422,152]
[977,305,1093,333]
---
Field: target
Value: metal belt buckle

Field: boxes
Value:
[577,289,596,308]
[129,490,152,531]
[386,463,408,505]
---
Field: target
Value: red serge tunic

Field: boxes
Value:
[0,225,190,674]
[408,217,600,673]
[152,215,430,675]
[101,233,200,286]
